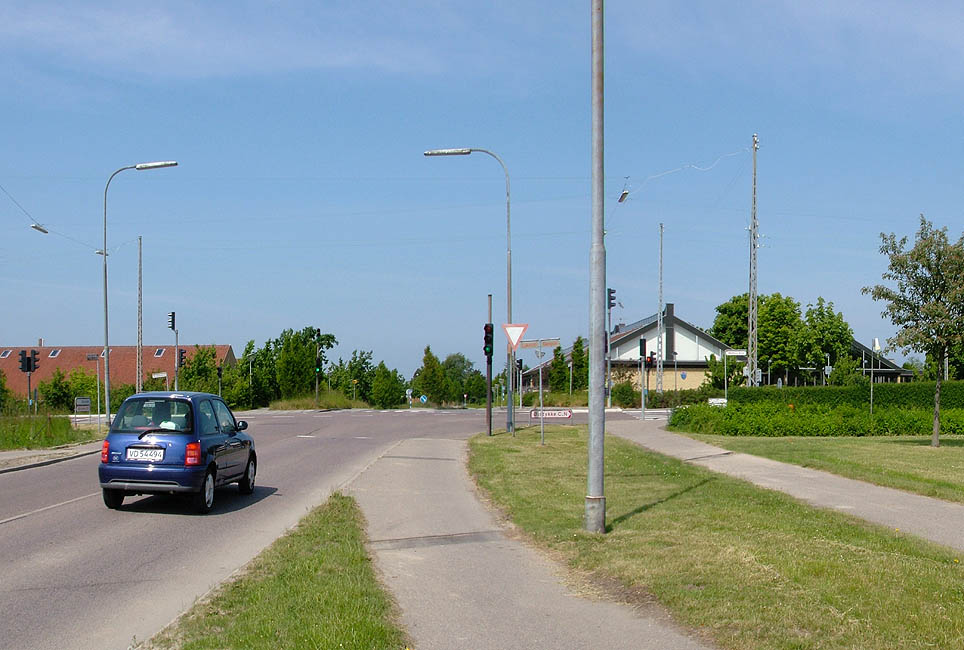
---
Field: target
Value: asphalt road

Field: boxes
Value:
[0,408,489,650]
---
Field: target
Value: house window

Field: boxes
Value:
[154,348,165,357]
[0,350,10,359]
[49,349,61,358]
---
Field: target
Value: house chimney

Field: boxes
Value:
[38,337,44,347]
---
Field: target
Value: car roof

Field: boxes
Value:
[123,391,223,404]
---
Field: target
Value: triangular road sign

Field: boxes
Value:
[502,323,529,351]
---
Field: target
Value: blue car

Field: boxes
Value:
[99,392,257,514]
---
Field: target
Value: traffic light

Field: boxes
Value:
[516,359,523,372]
[167,311,175,331]
[483,323,494,358]
[648,351,656,368]
[607,287,616,309]
[639,338,646,362]
[18,350,28,373]
[178,348,186,368]
[315,354,322,373]
[30,350,39,372]
[217,365,223,379]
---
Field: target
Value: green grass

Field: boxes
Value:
[145,493,407,650]
[269,389,367,410]
[0,414,97,450]
[469,425,964,650]
[685,433,964,504]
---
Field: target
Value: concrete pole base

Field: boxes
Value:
[584,495,606,533]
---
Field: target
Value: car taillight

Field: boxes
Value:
[185,441,201,466]
[101,439,110,463]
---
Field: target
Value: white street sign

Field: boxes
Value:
[529,408,572,419]
[724,349,747,357]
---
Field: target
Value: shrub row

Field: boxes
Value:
[728,381,964,410]
[669,402,964,437]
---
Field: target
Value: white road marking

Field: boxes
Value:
[0,492,100,526]
[296,435,316,438]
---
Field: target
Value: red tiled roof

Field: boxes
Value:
[0,345,236,397]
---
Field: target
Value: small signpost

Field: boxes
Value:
[520,337,561,446]
[502,324,529,351]
[529,408,572,419]
[74,396,92,425]
[406,388,413,409]
[723,349,747,401]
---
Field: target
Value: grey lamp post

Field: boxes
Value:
[103,161,177,423]
[424,147,514,433]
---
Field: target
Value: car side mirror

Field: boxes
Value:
[237,420,248,431]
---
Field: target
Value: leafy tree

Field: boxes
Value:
[863,215,964,446]
[828,355,867,386]
[39,368,72,411]
[570,337,588,390]
[710,293,749,348]
[0,369,10,413]
[795,298,853,374]
[758,293,803,384]
[414,346,447,406]
[464,370,486,403]
[442,353,475,403]
[276,328,315,399]
[703,354,745,390]
[370,362,406,409]
[548,346,569,392]
[180,345,219,394]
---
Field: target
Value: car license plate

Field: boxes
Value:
[126,447,164,462]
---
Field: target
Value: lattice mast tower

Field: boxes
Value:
[747,134,760,386]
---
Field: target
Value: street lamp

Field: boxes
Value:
[424,147,515,432]
[103,161,177,423]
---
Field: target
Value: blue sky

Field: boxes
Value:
[2,1,962,377]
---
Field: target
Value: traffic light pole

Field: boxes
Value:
[487,294,493,437]
[174,329,179,391]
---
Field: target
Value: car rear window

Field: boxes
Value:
[112,398,193,433]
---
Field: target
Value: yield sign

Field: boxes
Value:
[502,323,529,351]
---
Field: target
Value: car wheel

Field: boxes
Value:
[238,455,256,495]
[194,469,216,514]
[103,489,124,510]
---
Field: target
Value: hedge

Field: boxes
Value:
[669,402,964,437]
[727,381,964,410]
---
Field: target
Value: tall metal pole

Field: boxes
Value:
[747,134,760,387]
[136,236,143,393]
[487,294,493,436]
[586,0,606,534]
[174,328,179,391]
[656,223,664,394]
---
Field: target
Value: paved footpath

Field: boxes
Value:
[349,436,714,650]
[608,418,964,553]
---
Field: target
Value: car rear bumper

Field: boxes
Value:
[99,464,206,493]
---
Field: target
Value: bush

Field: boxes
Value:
[728,381,964,410]
[669,401,964,437]
[612,381,639,408]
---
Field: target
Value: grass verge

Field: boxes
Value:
[685,432,964,504]
[0,414,96,450]
[469,425,964,649]
[269,389,367,410]
[144,493,408,650]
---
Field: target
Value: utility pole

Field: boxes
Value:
[136,236,143,393]
[586,0,606,534]
[656,222,664,394]
[747,133,760,387]
[486,294,493,437]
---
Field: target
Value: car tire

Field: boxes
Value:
[103,489,124,510]
[238,455,256,495]
[194,469,216,514]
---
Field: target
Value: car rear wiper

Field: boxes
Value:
[137,428,168,439]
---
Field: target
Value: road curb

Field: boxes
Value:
[0,448,101,475]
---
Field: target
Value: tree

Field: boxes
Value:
[0,369,9,413]
[548,346,569,392]
[413,346,447,406]
[39,369,72,411]
[442,353,475,403]
[570,337,588,390]
[371,362,406,409]
[180,345,219,394]
[710,293,749,348]
[463,370,486,403]
[703,353,745,390]
[863,215,964,447]
[757,293,803,384]
[797,298,853,369]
